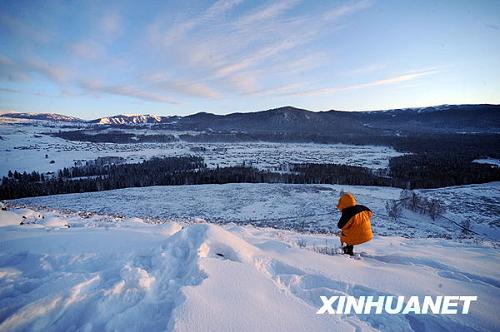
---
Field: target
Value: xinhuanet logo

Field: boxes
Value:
[317,296,477,315]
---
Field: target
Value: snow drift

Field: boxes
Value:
[1,205,498,332]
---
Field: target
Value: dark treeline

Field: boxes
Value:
[49,129,500,157]
[290,161,500,189]
[4,154,498,200]
[389,154,500,188]
[51,130,176,143]
[289,164,392,186]
[0,156,205,199]
[2,133,500,200]
[385,134,500,188]
[389,134,500,158]
[1,157,394,200]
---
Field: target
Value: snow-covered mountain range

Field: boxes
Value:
[1,104,499,135]
[0,112,82,122]
[92,114,165,125]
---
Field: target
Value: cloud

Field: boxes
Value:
[287,69,440,97]
[2,1,378,106]
[144,73,221,99]
[151,0,243,46]
[269,52,327,75]
[484,23,499,31]
[237,0,300,26]
[100,12,122,39]
[0,12,52,44]
[0,87,59,98]
[1,55,72,84]
[80,79,178,104]
[0,55,31,82]
[248,82,307,96]
[69,41,103,60]
[347,64,387,76]
[368,70,439,86]
[25,57,70,83]
[165,0,372,94]
[157,80,221,99]
[322,0,373,21]
[214,39,300,77]
[149,0,305,73]
[224,74,261,94]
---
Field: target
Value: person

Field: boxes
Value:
[336,192,373,256]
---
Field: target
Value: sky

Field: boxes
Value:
[0,0,499,119]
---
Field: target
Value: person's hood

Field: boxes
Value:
[337,193,357,210]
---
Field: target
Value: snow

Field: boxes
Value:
[1,118,499,331]
[0,205,498,331]
[0,113,81,122]
[472,158,500,167]
[11,182,500,242]
[0,210,21,227]
[96,114,164,125]
[0,122,404,176]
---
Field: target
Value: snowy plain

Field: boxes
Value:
[1,199,499,332]
[1,120,499,331]
[11,182,500,242]
[0,122,403,177]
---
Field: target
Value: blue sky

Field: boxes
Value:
[1,0,499,119]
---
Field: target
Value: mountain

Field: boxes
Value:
[2,104,499,134]
[0,112,82,122]
[168,104,500,134]
[91,114,167,125]
[358,104,500,133]
[148,106,360,135]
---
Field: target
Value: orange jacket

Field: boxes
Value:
[337,193,373,245]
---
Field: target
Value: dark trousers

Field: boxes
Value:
[343,245,354,256]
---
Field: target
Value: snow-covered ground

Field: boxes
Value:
[0,123,403,176]
[473,158,500,167]
[10,182,500,242]
[1,121,499,331]
[0,206,498,331]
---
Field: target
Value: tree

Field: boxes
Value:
[427,199,446,220]
[385,200,403,222]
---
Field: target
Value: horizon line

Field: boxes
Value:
[1,103,498,121]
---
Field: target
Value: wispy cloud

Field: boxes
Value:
[0,87,60,98]
[151,0,243,46]
[224,73,261,94]
[1,55,70,85]
[248,82,308,96]
[160,0,373,94]
[237,0,300,26]
[0,12,52,44]
[0,55,31,82]
[100,12,122,39]
[143,73,221,99]
[69,40,104,60]
[25,57,70,83]
[2,0,385,108]
[322,0,373,20]
[268,52,327,76]
[347,64,387,76]
[79,79,178,104]
[156,80,221,99]
[287,69,440,97]
[213,39,300,78]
